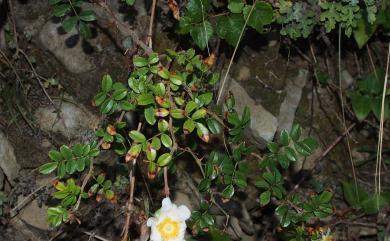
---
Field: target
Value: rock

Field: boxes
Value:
[237,66,251,82]
[34,100,100,140]
[17,198,50,231]
[0,169,4,190]
[0,131,21,185]
[341,69,354,90]
[278,69,309,132]
[228,79,278,148]
[39,21,95,74]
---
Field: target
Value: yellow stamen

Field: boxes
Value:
[157,217,180,240]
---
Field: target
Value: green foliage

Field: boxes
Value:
[0,191,6,216]
[178,0,273,48]
[47,179,88,227]
[255,124,331,239]
[320,1,361,37]
[276,1,317,39]
[49,0,96,39]
[342,182,390,215]
[88,174,115,201]
[177,0,382,48]
[350,68,389,121]
[39,142,100,178]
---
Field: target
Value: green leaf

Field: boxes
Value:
[133,56,149,67]
[124,0,136,6]
[101,75,113,92]
[216,14,245,46]
[129,131,146,143]
[285,147,298,162]
[351,93,372,121]
[53,4,71,17]
[185,101,198,114]
[79,21,92,39]
[222,185,235,199]
[243,1,273,32]
[158,67,170,79]
[79,10,97,22]
[148,53,159,64]
[228,0,245,13]
[60,145,73,160]
[191,108,207,120]
[161,134,173,148]
[48,0,61,5]
[183,119,196,134]
[207,119,221,134]
[49,150,62,162]
[158,119,169,132]
[145,106,156,125]
[198,92,213,106]
[62,16,78,32]
[266,142,279,153]
[105,190,114,199]
[198,179,211,192]
[97,174,105,184]
[275,205,294,228]
[94,92,107,106]
[112,88,127,100]
[196,122,210,143]
[146,145,157,161]
[39,162,58,174]
[259,190,271,206]
[157,153,172,166]
[155,108,170,117]
[290,124,301,142]
[186,0,210,23]
[137,93,155,105]
[371,97,389,121]
[170,73,184,86]
[190,21,213,50]
[151,137,161,150]
[170,109,186,119]
[100,99,114,114]
[353,14,377,49]
[279,130,289,146]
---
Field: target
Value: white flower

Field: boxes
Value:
[320,228,335,241]
[147,197,191,241]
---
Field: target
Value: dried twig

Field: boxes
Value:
[121,122,142,241]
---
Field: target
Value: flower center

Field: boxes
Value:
[157,217,180,240]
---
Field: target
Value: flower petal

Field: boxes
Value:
[150,226,162,241]
[161,197,173,211]
[147,217,157,227]
[177,205,191,220]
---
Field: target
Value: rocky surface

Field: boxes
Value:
[0,169,4,190]
[0,131,21,185]
[34,100,100,140]
[278,69,309,132]
[39,21,96,74]
[227,79,278,148]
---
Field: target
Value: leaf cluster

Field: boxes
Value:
[49,0,96,39]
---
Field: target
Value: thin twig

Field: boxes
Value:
[216,0,257,104]
[375,42,390,205]
[82,231,111,241]
[147,0,157,49]
[9,177,57,218]
[74,111,126,211]
[121,122,142,241]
